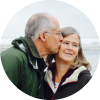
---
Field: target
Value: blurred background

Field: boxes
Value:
[0,0,100,75]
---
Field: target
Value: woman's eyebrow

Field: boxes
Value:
[73,42,77,44]
[63,40,69,42]
[62,40,69,42]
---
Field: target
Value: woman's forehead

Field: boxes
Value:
[63,34,79,43]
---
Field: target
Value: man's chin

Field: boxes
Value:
[50,48,59,54]
[51,50,58,54]
[56,48,60,54]
[58,46,61,51]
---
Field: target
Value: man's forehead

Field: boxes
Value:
[47,15,58,21]
[47,15,59,26]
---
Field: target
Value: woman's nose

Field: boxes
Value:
[67,44,72,50]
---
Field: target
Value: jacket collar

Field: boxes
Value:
[44,63,87,93]
[24,36,41,58]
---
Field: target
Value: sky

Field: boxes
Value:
[1,0,98,39]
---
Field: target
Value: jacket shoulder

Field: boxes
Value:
[1,46,27,59]
[78,70,92,85]
[1,46,28,87]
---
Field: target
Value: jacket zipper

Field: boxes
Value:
[51,93,54,100]
[36,80,42,97]
[51,81,61,100]
[36,71,45,98]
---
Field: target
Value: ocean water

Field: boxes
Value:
[0,38,100,76]
[83,50,100,75]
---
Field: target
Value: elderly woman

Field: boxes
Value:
[44,27,92,99]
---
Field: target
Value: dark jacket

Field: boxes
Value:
[44,63,92,100]
[1,36,46,99]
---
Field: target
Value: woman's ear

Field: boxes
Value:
[39,32,46,42]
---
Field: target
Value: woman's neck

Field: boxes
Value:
[55,59,71,83]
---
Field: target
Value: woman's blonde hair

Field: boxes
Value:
[45,27,92,70]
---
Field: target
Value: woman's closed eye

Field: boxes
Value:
[63,42,78,47]
[63,42,68,45]
[73,44,77,47]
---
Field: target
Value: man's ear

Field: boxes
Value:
[39,32,46,42]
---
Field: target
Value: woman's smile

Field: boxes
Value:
[65,52,72,57]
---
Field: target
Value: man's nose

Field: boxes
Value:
[59,35,63,41]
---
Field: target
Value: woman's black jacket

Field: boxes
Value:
[44,65,92,100]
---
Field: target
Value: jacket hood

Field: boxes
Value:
[44,65,88,93]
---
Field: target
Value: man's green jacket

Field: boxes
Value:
[1,36,47,99]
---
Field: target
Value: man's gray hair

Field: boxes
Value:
[25,13,56,41]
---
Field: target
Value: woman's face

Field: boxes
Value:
[56,33,79,63]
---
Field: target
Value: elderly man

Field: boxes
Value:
[1,13,63,99]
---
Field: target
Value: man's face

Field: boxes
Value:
[45,25,63,54]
